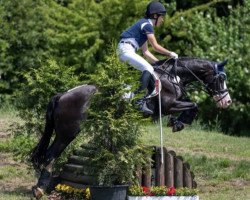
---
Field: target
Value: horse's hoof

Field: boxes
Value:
[32,186,44,199]
[172,121,184,132]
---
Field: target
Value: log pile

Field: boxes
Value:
[59,145,197,189]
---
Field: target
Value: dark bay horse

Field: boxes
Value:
[31,57,231,199]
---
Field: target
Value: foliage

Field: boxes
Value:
[15,59,81,135]
[0,133,36,161]
[128,185,198,196]
[81,49,149,186]
[0,0,51,97]
[175,187,199,196]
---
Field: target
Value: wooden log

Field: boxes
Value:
[141,147,154,187]
[168,150,176,157]
[174,156,183,188]
[165,149,175,187]
[192,180,197,188]
[73,149,95,157]
[155,147,165,186]
[183,162,192,188]
[191,172,197,188]
[63,164,85,174]
[68,155,89,166]
[191,171,195,179]
[60,171,96,185]
[141,163,151,187]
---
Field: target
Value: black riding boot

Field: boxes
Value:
[135,97,153,115]
[135,71,154,115]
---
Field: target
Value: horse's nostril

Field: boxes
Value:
[227,100,232,105]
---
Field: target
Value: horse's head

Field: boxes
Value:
[206,60,232,108]
[153,58,232,109]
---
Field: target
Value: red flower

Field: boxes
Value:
[142,186,150,195]
[167,187,176,196]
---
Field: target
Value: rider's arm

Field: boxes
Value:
[147,33,176,58]
[141,42,158,63]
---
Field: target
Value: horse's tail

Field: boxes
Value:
[30,93,63,171]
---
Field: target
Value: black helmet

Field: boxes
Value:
[145,1,166,17]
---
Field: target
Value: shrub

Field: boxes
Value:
[81,48,150,186]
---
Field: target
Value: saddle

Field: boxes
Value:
[146,58,176,99]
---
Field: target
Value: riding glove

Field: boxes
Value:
[170,52,178,59]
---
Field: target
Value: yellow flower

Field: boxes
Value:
[85,188,91,200]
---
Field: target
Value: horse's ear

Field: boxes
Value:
[217,60,228,71]
[218,60,228,68]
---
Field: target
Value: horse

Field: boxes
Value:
[30,57,231,199]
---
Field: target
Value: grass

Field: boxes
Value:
[0,104,37,200]
[0,107,249,199]
[142,119,250,200]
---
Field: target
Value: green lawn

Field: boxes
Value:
[142,120,250,200]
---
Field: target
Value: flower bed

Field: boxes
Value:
[54,184,199,200]
[128,197,199,200]
[54,184,90,200]
[128,186,199,200]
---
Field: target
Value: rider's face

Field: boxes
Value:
[156,15,164,27]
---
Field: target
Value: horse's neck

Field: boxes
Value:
[176,59,214,83]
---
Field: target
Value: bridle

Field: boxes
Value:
[180,59,229,102]
[154,59,229,102]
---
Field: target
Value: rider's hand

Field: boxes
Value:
[170,52,178,59]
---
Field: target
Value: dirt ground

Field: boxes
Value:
[0,118,36,199]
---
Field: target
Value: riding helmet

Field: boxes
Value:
[145,1,167,17]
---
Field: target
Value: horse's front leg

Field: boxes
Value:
[167,100,197,132]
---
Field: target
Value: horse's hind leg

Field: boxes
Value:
[33,135,76,198]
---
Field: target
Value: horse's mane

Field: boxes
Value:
[153,57,215,73]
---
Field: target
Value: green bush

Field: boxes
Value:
[81,48,149,186]
[16,59,81,135]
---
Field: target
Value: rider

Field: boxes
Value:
[117,1,178,115]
